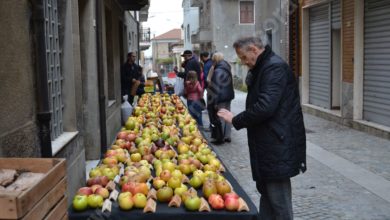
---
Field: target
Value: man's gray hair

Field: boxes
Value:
[233,36,264,50]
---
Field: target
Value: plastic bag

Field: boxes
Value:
[121,95,133,125]
[174,77,184,96]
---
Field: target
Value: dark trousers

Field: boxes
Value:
[256,178,293,220]
[207,104,223,141]
[187,100,203,127]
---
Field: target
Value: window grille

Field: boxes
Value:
[240,1,254,24]
[44,0,63,139]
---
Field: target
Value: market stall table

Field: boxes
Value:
[69,166,258,220]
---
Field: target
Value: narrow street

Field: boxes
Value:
[204,90,390,219]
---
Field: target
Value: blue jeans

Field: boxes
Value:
[256,178,293,220]
[187,100,203,127]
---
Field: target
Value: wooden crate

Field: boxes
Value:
[0,158,66,219]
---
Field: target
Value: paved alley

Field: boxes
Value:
[204,90,390,220]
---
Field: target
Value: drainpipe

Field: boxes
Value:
[137,20,140,66]
[96,0,107,157]
[135,10,140,66]
[295,0,300,80]
[31,0,53,157]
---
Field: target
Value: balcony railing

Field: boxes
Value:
[140,28,151,43]
[140,28,151,50]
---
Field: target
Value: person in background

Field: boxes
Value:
[207,52,234,144]
[184,71,204,128]
[177,50,202,84]
[136,66,145,97]
[200,51,213,89]
[217,36,306,219]
[121,52,140,104]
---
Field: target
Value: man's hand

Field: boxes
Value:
[217,108,234,124]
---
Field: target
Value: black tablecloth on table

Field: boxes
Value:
[69,165,258,220]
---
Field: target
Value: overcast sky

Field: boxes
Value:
[143,0,183,38]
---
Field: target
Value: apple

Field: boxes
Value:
[125,120,136,130]
[225,197,239,211]
[117,131,128,140]
[162,161,176,172]
[73,195,88,211]
[118,191,132,201]
[174,184,188,196]
[99,176,109,187]
[208,193,225,209]
[102,168,116,181]
[159,169,171,182]
[127,133,137,142]
[132,193,147,208]
[95,187,109,199]
[90,184,102,193]
[122,182,149,195]
[202,181,217,199]
[87,194,104,208]
[178,164,192,175]
[223,192,239,201]
[189,176,203,189]
[167,176,181,189]
[209,158,221,169]
[130,153,142,162]
[171,169,183,180]
[192,138,202,146]
[118,192,134,210]
[89,168,102,178]
[216,180,232,196]
[156,186,174,202]
[153,177,166,189]
[198,154,209,164]
[184,196,201,211]
[103,157,118,165]
[77,187,93,196]
[203,164,217,172]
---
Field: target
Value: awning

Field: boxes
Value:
[118,0,149,11]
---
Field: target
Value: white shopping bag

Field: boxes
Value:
[174,77,184,97]
[121,95,133,125]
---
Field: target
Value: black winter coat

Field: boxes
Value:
[121,62,139,97]
[207,60,235,106]
[232,46,306,181]
[178,56,202,81]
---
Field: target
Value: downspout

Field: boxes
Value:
[137,20,140,66]
[96,0,107,156]
[289,0,294,68]
[31,0,52,157]
[295,0,300,79]
[135,10,140,66]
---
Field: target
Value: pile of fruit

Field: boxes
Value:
[72,93,249,213]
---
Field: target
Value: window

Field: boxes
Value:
[44,0,63,139]
[240,1,254,24]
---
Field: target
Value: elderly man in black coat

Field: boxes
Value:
[218,36,306,220]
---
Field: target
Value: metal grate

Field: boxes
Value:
[44,0,63,139]
[309,3,331,109]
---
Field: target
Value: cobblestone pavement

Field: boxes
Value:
[203,90,390,220]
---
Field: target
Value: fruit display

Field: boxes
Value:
[71,93,250,215]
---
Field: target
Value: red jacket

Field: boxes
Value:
[185,81,203,101]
